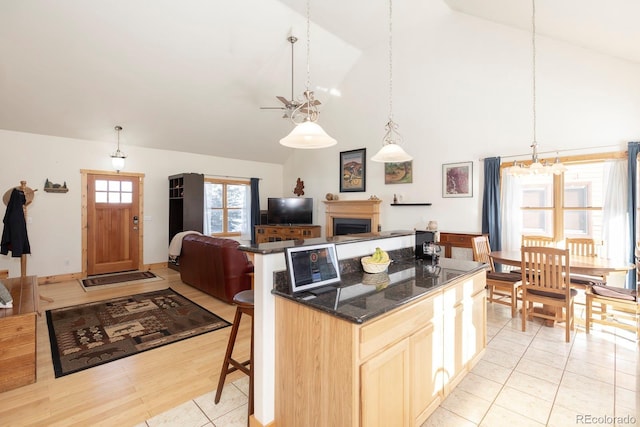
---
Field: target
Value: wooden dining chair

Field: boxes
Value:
[521,235,556,248]
[565,238,598,257]
[471,236,521,317]
[564,237,606,288]
[585,285,639,340]
[520,246,577,342]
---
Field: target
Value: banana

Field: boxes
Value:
[371,247,389,263]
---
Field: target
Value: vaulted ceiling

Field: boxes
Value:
[1,0,638,164]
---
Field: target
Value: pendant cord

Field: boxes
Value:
[305,0,311,93]
[532,0,537,147]
[388,0,393,121]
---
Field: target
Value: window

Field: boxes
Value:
[501,151,626,250]
[204,178,250,236]
[95,179,133,204]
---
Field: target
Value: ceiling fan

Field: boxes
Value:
[260,35,321,119]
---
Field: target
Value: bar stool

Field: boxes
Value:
[214,289,254,416]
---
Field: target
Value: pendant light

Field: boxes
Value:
[111,125,126,172]
[279,0,337,149]
[509,0,565,176]
[371,0,412,163]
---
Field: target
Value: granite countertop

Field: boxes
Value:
[239,230,414,254]
[272,257,485,324]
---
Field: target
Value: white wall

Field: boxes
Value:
[283,3,640,234]
[0,130,283,278]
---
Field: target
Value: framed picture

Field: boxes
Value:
[385,161,413,184]
[443,161,473,198]
[340,148,366,192]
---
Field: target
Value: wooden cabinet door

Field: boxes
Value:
[466,286,487,367]
[411,322,442,425]
[442,287,465,396]
[361,339,411,427]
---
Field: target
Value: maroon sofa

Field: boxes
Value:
[179,234,253,304]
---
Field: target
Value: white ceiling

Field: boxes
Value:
[1,0,638,164]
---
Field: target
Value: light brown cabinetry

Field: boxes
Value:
[274,269,486,427]
[0,276,38,392]
[254,225,321,243]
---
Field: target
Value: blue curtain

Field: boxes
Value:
[250,178,260,244]
[482,157,502,251]
[626,142,640,289]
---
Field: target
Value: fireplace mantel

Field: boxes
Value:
[323,199,382,237]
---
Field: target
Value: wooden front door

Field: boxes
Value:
[87,174,140,275]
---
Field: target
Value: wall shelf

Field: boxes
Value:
[390,203,432,206]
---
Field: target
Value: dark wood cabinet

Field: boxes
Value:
[254,225,321,244]
[438,231,486,259]
[169,173,204,270]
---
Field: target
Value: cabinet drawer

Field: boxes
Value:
[359,294,437,361]
[439,233,468,244]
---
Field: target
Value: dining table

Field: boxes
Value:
[490,250,635,327]
[489,250,634,280]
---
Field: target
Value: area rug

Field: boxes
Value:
[46,288,230,377]
[80,270,162,291]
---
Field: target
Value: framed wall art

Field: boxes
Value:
[340,148,366,192]
[384,161,413,184]
[442,161,473,198]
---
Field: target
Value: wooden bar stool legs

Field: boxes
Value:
[214,290,254,417]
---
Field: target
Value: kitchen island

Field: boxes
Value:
[239,231,486,427]
[273,257,486,427]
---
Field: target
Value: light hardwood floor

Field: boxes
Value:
[0,268,251,427]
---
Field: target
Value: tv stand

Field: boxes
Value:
[254,225,321,244]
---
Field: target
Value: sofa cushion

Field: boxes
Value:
[179,235,253,304]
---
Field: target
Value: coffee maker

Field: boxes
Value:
[415,230,440,262]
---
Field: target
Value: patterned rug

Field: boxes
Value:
[81,271,161,290]
[46,288,230,377]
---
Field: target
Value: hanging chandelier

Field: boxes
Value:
[371,0,412,163]
[279,0,336,149]
[111,125,126,172]
[509,0,565,176]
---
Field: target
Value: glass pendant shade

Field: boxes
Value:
[111,125,126,171]
[371,143,412,163]
[279,120,337,149]
[111,152,126,171]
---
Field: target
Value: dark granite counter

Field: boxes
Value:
[272,257,485,324]
[239,230,414,254]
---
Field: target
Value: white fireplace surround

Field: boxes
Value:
[323,200,381,237]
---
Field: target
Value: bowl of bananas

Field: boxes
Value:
[361,247,391,273]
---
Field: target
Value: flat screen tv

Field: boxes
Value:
[267,197,313,225]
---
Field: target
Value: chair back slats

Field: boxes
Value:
[521,235,556,248]
[471,236,494,271]
[565,238,597,257]
[521,246,571,295]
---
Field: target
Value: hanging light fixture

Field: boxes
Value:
[371,0,412,163]
[279,0,336,149]
[111,125,126,172]
[509,0,565,176]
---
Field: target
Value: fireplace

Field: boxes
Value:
[323,199,381,237]
[334,218,371,236]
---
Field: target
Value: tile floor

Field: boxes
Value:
[135,301,639,427]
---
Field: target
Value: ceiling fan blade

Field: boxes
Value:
[260,106,286,110]
[276,96,291,106]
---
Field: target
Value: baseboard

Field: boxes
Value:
[39,272,84,285]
